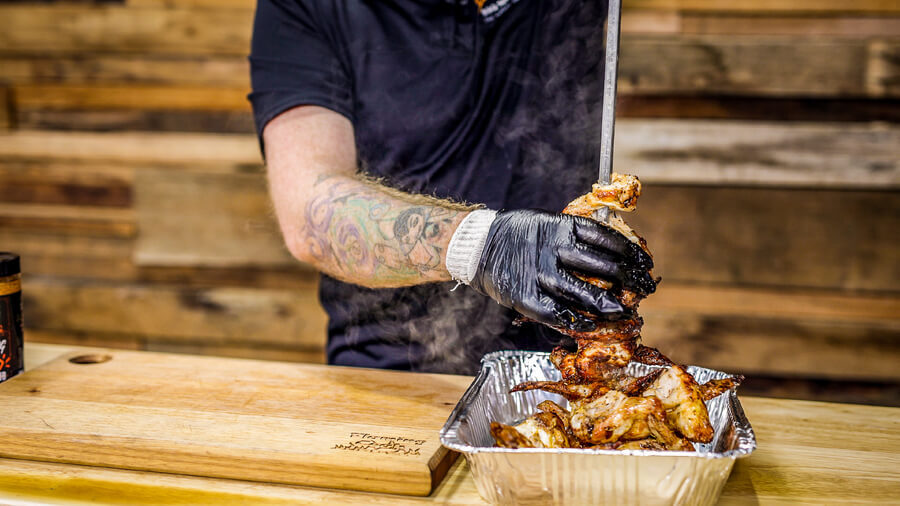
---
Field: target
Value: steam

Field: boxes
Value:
[334,0,608,374]
[497,0,607,211]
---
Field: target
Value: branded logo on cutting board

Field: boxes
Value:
[332,432,426,456]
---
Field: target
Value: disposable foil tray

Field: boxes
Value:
[440,351,756,505]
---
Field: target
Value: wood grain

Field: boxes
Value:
[680,15,900,38]
[641,312,900,382]
[0,345,898,506]
[0,161,132,207]
[618,95,900,123]
[615,119,900,188]
[626,0,900,13]
[619,36,872,97]
[0,131,260,167]
[14,84,250,111]
[131,163,899,290]
[0,350,471,495]
[1,8,896,99]
[134,169,292,267]
[0,203,135,238]
[0,55,250,86]
[628,185,900,291]
[0,5,253,56]
[868,40,900,98]
[16,109,255,134]
[0,230,136,281]
[23,278,327,349]
[0,88,9,131]
[20,277,899,380]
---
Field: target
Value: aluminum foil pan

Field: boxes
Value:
[440,350,756,505]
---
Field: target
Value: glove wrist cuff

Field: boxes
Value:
[446,209,497,284]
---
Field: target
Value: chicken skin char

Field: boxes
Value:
[491,174,743,451]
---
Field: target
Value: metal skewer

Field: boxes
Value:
[593,0,622,223]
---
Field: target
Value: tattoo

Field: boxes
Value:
[304,176,467,284]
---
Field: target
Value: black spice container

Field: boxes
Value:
[0,253,23,382]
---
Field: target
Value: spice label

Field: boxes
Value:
[0,288,23,382]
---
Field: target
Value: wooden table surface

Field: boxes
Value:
[0,343,898,505]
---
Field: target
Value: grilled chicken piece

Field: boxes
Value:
[496,175,740,453]
[642,366,714,443]
[617,438,667,451]
[490,405,573,449]
[633,345,675,366]
[512,380,610,402]
[490,422,534,449]
[701,376,745,401]
[569,390,660,444]
[562,173,642,215]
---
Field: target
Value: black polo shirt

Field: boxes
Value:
[250,0,607,374]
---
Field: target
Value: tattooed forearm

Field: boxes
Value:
[263,105,477,287]
[302,174,474,287]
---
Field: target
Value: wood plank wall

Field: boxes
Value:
[1,0,898,405]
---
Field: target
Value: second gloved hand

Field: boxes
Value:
[445,209,655,331]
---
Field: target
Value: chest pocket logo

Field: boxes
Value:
[480,0,523,22]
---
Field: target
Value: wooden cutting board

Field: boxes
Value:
[0,349,474,496]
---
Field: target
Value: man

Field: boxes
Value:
[249,0,653,374]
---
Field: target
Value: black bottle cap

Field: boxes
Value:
[0,253,20,277]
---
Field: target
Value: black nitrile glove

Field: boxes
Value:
[462,209,655,331]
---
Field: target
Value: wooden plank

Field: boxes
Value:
[628,186,899,292]
[20,277,899,380]
[134,265,319,289]
[144,340,326,364]
[619,36,873,98]
[15,109,255,134]
[2,119,896,187]
[0,161,132,207]
[868,39,900,98]
[625,0,900,13]
[618,95,900,123]
[616,119,900,189]
[0,203,135,238]
[0,131,260,167]
[134,169,292,267]
[0,230,136,281]
[641,311,900,382]
[0,88,9,130]
[127,0,257,8]
[13,84,249,111]
[25,330,324,364]
[23,343,93,371]
[25,330,143,355]
[0,350,468,495]
[0,56,249,86]
[0,7,894,99]
[640,284,900,382]
[0,6,253,56]
[739,375,900,407]
[645,284,900,324]
[0,395,899,505]
[621,9,682,34]
[681,15,900,38]
[23,278,327,349]
[0,229,319,286]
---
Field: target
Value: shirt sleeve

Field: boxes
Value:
[248,0,353,148]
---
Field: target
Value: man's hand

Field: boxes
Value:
[464,210,655,330]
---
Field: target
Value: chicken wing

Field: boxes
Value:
[495,175,742,453]
[642,365,714,443]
